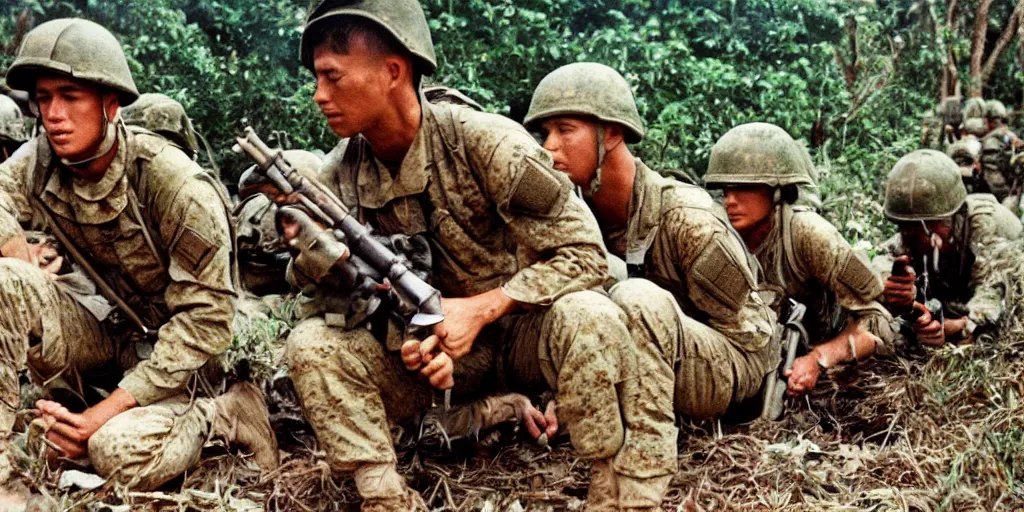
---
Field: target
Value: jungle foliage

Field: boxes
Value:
[1,0,1023,243]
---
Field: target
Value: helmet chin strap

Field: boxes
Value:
[60,110,121,168]
[584,125,607,200]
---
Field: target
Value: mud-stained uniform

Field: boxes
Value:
[873,194,1022,335]
[979,127,1022,202]
[752,204,896,354]
[0,126,235,489]
[284,100,678,490]
[604,161,776,420]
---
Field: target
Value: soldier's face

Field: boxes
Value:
[723,185,774,233]
[898,220,953,255]
[35,76,118,161]
[540,117,599,187]
[312,37,392,139]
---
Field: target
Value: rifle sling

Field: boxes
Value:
[29,194,153,335]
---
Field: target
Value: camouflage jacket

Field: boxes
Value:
[752,204,895,352]
[297,99,608,309]
[0,125,236,406]
[980,126,1022,201]
[873,194,1022,330]
[603,161,776,396]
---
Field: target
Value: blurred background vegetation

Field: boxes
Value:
[2,0,1023,245]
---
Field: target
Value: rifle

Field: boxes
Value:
[760,299,808,421]
[232,127,444,331]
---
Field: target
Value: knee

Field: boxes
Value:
[89,408,191,490]
[609,279,678,320]
[285,319,380,376]
[0,258,36,291]
[549,290,627,334]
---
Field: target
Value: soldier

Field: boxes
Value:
[936,96,964,146]
[524,63,776,424]
[234,149,323,296]
[271,2,678,510]
[701,123,895,396]
[876,150,1022,345]
[120,92,220,177]
[0,18,277,490]
[979,100,1022,204]
[0,95,27,162]
[947,117,987,193]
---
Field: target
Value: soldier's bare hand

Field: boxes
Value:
[437,297,487,359]
[420,350,454,390]
[883,256,916,308]
[522,399,558,440]
[912,303,944,346]
[784,354,822,396]
[402,334,442,370]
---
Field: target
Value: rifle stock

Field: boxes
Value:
[761,300,807,421]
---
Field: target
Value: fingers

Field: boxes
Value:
[46,421,85,443]
[401,339,423,370]
[522,405,546,440]
[543,400,558,438]
[433,321,449,341]
[45,431,85,459]
[421,352,454,390]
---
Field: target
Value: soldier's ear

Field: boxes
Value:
[103,92,120,122]
[603,124,625,150]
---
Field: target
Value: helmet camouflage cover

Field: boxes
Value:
[301,0,436,75]
[984,99,1008,121]
[961,117,988,137]
[962,97,986,120]
[884,149,967,221]
[121,93,199,156]
[523,62,645,143]
[6,18,138,105]
[0,95,27,143]
[703,122,815,188]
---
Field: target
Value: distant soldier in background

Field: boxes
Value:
[979,100,1023,206]
[0,95,27,162]
[947,117,987,193]
[121,92,221,178]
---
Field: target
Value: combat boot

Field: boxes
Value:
[354,463,428,511]
[618,473,673,511]
[213,382,279,471]
[585,459,618,511]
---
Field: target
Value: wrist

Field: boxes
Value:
[810,348,829,370]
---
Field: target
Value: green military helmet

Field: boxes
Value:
[0,95,26,143]
[985,99,1008,121]
[523,62,645,143]
[962,97,986,120]
[704,122,815,188]
[301,0,436,75]
[6,18,138,105]
[962,117,988,137]
[884,149,967,221]
[121,93,199,156]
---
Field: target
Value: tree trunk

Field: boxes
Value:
[941,0,960,99]
[968,0,993,97]
[980,0,1024,85]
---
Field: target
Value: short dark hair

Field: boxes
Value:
[303,16,422,89]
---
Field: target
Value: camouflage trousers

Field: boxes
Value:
[285,289,679,482]
[610,279,771,421]
[0,257,214,490]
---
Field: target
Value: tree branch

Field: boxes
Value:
[980,0,1024,84]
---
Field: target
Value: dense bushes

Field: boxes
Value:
[1,0,1022,241]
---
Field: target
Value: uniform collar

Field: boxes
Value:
[355,98,433,209]
[42,125,131,224]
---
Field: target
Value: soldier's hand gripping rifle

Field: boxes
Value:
[761,299,808,421]
[233,127,445,330]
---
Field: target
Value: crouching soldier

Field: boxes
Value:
[702,123,896,396]
[0,18,277,490]
[524,63,776,435]
[272,2,678,510]
[876,150,1022,345]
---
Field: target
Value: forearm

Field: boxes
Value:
[478,287,519,323]
[812,321,878,368]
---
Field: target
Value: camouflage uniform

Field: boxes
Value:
[0,18,257,490]
[0,95,27,162]
[979,101,1022,203]
[948,118,987,193]
[874,150,1022,339]
[604,162,776,419]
